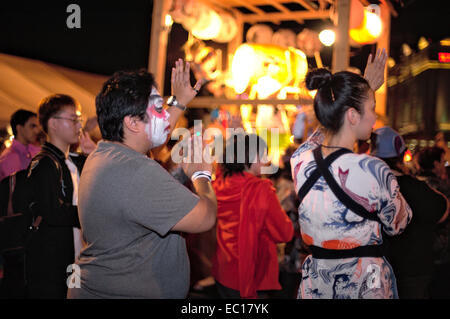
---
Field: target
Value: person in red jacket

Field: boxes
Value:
[212,133,294,299]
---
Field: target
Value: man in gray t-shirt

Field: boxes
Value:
[67,61,217,299]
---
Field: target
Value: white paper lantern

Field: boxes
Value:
[191,8,222,40]
[246,24,273,44]
[213,13,238,43]
[272,29,296,48]
[296,29,322,57]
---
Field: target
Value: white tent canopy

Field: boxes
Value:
[0,53,108,128]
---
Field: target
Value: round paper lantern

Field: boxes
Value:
[246,24,273,44]
[182,3,208,33]
[296,29,322,57]
[350,0,364,29]
[168,0,184,23]
[349,6,383,45]
[188,4,222,40]
[171,0,197,25]
[213,13,238,43]
[272,29,296,48]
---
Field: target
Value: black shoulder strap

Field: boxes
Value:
[6,173,17,217]
[297,148,351,203]
[29,151,63,185]
[312,147,381,223]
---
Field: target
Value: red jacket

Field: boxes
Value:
[212,171,294,298]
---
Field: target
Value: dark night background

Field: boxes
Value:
[0,0,448,94]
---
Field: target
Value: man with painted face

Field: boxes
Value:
[67,59,217,299]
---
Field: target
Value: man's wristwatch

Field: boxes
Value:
[167,96,186,111]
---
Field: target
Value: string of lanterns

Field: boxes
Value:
[168,0,238,43]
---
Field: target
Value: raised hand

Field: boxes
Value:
[83,116,98,133]
[364,48,388,91]
[79,131,97,155]
[180,132,212,179]
[171,58,205,106]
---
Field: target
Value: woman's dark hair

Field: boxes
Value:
[96,69,157,142]
[418,146,445,172]
[305,68,372,133]
[38,94,77,133]
[10,109,37,136]
[221,133,268,178]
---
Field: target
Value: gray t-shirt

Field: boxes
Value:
[68,141,199,298]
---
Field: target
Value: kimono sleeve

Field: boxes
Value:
[375,160,412,236]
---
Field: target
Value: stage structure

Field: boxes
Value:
[148,0,397,164]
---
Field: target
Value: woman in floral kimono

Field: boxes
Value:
[291,49,412,299]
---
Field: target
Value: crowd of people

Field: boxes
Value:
[0,51,449,299]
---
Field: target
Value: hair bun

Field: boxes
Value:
[305,68,332,90]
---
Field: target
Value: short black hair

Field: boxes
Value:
[96,69,157,142]
[220,133,268,178]
[305,68,371,134]
[10,109,37,136]
[418,146,445,172]
[38,94,78,133]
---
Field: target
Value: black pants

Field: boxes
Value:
[0,249,27,299]
[397,275,431,299]
[215,280,275,299]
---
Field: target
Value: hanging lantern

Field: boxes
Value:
[168,0,185,23]
[171,0,197,25]
[231,43,308,95]
[296,28,322,57]
[349,5,383,45]
[213,13,238,43]
[246,24,274,44]
[189,4,222,40]
[349,0,364,29]
[272,29,296,48]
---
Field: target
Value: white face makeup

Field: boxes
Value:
[146,87,170,149]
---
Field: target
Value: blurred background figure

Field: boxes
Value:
[372,126,449,299]
[212,133,293,299]
[416,146,450,298]
[0,110,41,182]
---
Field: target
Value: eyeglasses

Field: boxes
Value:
[52,116,83,124]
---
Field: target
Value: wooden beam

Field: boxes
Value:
[374,2,391,124]
[267,1,289,13]
[149,0,171,92]
[292,0,319,11]
[172,97,314,108]
[228,11,244,57]
[199,0,233,11]
[242,10,330,23]
[227,0,266,15]
[332,0,350,72]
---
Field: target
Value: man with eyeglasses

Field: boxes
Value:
[24,94,88,298]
